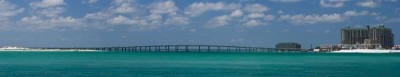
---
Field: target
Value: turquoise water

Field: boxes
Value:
[0,52,400,77]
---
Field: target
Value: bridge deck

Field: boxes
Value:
[33,45,306,52]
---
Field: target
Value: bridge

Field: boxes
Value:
[34,45,307,52]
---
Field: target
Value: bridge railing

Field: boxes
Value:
[28,45,307,52]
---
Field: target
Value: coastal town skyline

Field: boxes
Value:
[0,0,399,47]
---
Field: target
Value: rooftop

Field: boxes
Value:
[342,24,390,30]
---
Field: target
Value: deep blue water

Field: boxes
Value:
[0,52,400,77]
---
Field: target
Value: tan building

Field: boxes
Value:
[341,25,394,49]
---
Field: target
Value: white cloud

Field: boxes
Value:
[84,0,138,21]
[244,19,263,27]
[203,3,271,28]
[270,0,302,3]
[111,2,137,14]
[164,16,190,25]
[0,0,24,31]
[248,13,265,18]
[84,12,112,20]
[244,4,269,13]
[343,10,369,16]
[149,0,179,16]
[146,14,162,20]
[385,0,397,2]
[277,10,284,14]
[386,17,400,23]
[357,0,379,8]
[279,13,344,24]
[106,15,161,27]
[81,0,192,30]
[19,16,83,30]
[184,2,240,17]
[0,17,13,31]
[189,29,197,32]
[207,15,231,28]
[30,0,65,8]
[230,9,243,17]
[0,0,24,17]
[319,0,347,8]
[87,0,98,4]
[114,0,134,3]
[279,11,374,25]
[199,3,274,28]
[35,7,65,17]
[107,15,137,25]
[264,15,276,20]
[106,28,114,32]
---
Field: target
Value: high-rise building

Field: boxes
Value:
[341,25,394,49]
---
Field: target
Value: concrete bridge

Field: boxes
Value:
[34,45,307,52]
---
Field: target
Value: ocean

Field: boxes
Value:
[0,51,399,77]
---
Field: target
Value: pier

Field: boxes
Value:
[32,45,307,52]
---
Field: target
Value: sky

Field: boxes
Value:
[0,0,399,48]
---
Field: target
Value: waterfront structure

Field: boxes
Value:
[394,45,400,50]
[340,25,394,49]
[275,42,301,50]
[23,45,307,52]
[319,44,341,51]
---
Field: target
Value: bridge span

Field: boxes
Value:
[37,45,306,52]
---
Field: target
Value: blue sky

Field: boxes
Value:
[0,0,399,48]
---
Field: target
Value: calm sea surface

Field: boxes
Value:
[0,51,399,77]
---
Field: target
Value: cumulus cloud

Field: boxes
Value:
[279,13,344,24]
[1,0,391,31]
[385,0,397,2]
[264,15,276,20]
[244,19,263,27]
[343,10,369,16]
[164,16,190,25]
[278,10,374,25]
[22,0,88,31]
[202,3,273,28]
[35,7,65,17]
[30,0,65,8]
[189,29,197,32]
[0,0,24,17]
[149,0,179,16]
[244,4,269,13]
[248,13,265,19]
[0,0,24,30]
[110,1,138,14]
[87,0,98,4]
[105,15,163,27]
[106,15,137,25]
[230,9,243,17]
[0,17,13,30]
[270,0,302,3]
[84,12,113,20]
[19,16,84,30]
[146,14,162,20]
[319,0,347,8]
[85,0,189,30]
[357,0,379,8]
[184,2,240,17]
[207,15,232,28]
